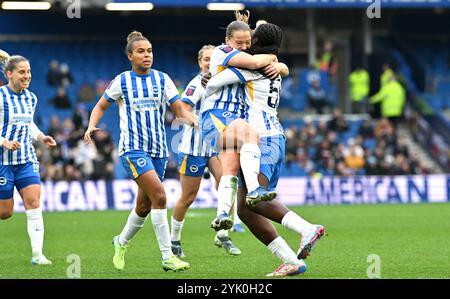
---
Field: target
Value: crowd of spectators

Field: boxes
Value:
[35,62,117,181]
[36,57,441,181]
[35,112,116,181]
[46,60,74,88]
[284,109,433,177]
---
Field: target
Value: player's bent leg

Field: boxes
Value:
[113,188,150,270]
[255,168,325,260]
[210,152,239,231]
[231,200,245,233]
[247,201,288,222]
[19,183,52,266]
[237,187,305,276]
[207,155,223,190]
[135,169,190,270]
[135,187,152,217]
[171,174,202,258]
[135,170,167,209]
[237,187,279,246]
[172,175,202,221]
[226,119,276,203]
[0,198,14,220]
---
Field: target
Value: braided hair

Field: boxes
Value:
[247,23,283,55]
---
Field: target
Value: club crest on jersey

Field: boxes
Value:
[152,85,160,96]
[220,46,233,53]
[186,86,196,96]
[137,158,147,167]
[0,177,6,185]
[190,165,198,173]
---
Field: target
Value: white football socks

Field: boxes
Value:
[232,198,242,225]
[267,236,299,264]
[170,216,185,242]
[240,143,261,193]
[216,229,229,239]
[26,208,45,258]
[281,211,314,236]
[151,209,173,260]
[216,175,238,216]
[118,208,147,246]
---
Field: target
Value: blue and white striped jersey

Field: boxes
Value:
[178,74,216,157]
[0,85,41,165]
[206,68,284,138]
[104,69,180,157]
[200,45,245,115]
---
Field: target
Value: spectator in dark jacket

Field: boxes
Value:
[50,87,72,109]
[46,60,61,87]
[328,108,348,132]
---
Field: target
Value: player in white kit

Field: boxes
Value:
[206,23,325,277]
[0,50,57,265]
[200,11,289,232]
[170,45,241,257]
[84,31,196,272]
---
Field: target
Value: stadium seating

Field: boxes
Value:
[399,40,450,111]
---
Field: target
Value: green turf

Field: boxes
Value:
[1,203,450,279]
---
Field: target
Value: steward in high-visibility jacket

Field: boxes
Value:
[370,75,405,118]
[349,68,370,102]
[380,65,394,87]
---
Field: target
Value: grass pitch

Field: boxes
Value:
[1,203,450,279]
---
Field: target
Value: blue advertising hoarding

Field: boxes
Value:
[12,175,450,212]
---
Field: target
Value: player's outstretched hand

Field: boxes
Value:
[2,140,20,151]
[42,135,57,147]
[84,126,99,144]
